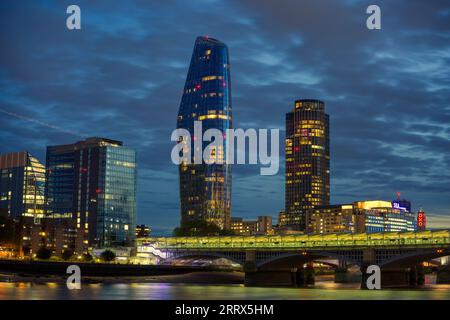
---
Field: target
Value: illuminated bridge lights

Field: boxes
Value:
[137,230,450,251]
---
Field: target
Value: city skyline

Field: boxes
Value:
[1,1,449,235]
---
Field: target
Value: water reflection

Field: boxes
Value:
[1,282,450,300]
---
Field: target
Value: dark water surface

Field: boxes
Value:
[1,281,450,300]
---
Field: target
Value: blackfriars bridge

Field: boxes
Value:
[137,230,450,287]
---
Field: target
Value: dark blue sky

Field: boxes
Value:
[1,0,449,234]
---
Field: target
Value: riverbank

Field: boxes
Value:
[0,259,235,276]
[0,271,245,285]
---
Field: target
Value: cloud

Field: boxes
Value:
[1,0,449,229]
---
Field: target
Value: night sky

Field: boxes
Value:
[1,1,449,234]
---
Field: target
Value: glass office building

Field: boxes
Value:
[46,138,137,249]
[0,151,45,221]
[285,99,330,230]
[176,36,232,229]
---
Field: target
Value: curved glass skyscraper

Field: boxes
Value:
[177,36,232,230]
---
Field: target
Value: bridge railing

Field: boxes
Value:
[137,230,450,251]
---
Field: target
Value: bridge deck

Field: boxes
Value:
[137,230,450,251]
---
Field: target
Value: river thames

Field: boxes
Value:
[1,281,450,300]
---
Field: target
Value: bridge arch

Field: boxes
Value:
[256,251,362,269]
[163,252,245,266]
[379,248,450,268]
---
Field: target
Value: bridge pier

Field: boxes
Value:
[244,266,315,287]
[408,265,425,286]
[243,250,315,287]
[244,268,298,287]
[361,266,423,289]
[244,267,315,287]
[437,266,450,283]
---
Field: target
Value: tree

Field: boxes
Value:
[173,220,236,237]
[36,247,52,260]
[61,250,74,261]
[100,249,116,262]
[82,253,93,262]
[0,215,16,244]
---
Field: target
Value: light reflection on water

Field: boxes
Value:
[1,282,450,300]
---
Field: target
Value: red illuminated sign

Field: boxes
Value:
[417,210,426,230]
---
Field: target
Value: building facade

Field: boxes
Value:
[136,224,151,238]
[177,36,232,230]
[307,204,364,234]
[0,151,46,221]
[306,200,416,234]
[230,217,246,235]
[230,216,272,235]
[46,137,137,251]
[230,218,257,235]
[285,99,330,230]
[278,211,302,231]
[257,216,273,234]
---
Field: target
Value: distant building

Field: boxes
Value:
[46,137,137,251]
[307,204,364,234]
[0,151,46,220]
[136,224,151,238]
[285,99,330,230]
[257,216,273,234]
[16,215,74,257]
[278,211,303,231]
[359,200,416,233]
[230,217,267,235]
[244,220,258,235]
[230,217,245,235]
[306,200,416,234]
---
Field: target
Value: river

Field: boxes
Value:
[1,281,450,300]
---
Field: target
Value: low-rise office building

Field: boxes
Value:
[230,216,273,235]
[306,200,417,234]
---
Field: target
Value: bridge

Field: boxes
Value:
[137,230,450,287]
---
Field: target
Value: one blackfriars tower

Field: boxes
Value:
[284,99,330,230]
[176,36,232,230]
